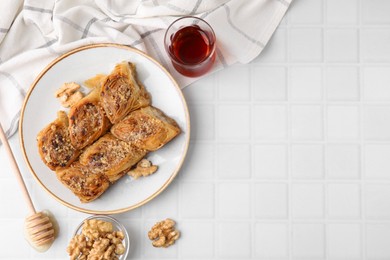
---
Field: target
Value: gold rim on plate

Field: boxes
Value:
[19,43,190,215]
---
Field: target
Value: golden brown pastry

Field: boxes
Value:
[37,111,80,170]
[111,106,181,151]
[79,133,147,182]
[56,162,110,203]
[100,61,150,124]
[37,60,183,203]
[68,87,111,150]
[84,74,107,89]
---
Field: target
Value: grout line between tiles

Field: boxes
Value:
[213,72,218,259]
[322,0,328,258]
[357,0,367,259]
[249,61,256,259]
[285,15,293,258]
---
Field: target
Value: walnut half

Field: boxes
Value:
[127,158,158,179]
[148,218,180,248]
[55,82,84,108]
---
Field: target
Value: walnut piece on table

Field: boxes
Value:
[127,158,158,179]
[148,218,180,248]
[55,82,84,108]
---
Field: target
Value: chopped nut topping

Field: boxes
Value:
[86,137,136,173]
[127,158,158,179]
[148,218,180,248]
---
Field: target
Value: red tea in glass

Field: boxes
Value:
[164,16,216,77]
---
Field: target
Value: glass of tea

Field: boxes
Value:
[164,16,216,77]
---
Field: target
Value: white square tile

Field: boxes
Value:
[292,183,324,218]
[255,223,288,258]
[181,221,214,258]
[253,105,287,140]
[291,105,323,140]
[255,183,288,219]
[119,205,142,219]
[120,219,142,258]
[252,66,286,101]
[326,0,358,24]
[292,223,325,258]
[180,183,214,218]
[290,66,322,101]
[217,104,251,140]
[363,67,390,100]
[327,105,359,140]
[254,28,287,63]
[180,143,214,180]
[289,28,323,62]
[326,144,360,179]
[31,180,68,218]
[326,67,359,101]
[0,179,31,218]
[217,66,250,101]
[189,104,215,140]
[68,208,91,219]
[143,184,179,219]
[364,144,390,179]
[67,217,84,235]
[361,29,390,62]
[217,222,251,258]
[328,183,360,218]
[365,184,390,219]
[254,144,287,179]
[288,0,323,24]
[218,183,251,218]
[0,220,32,258]
[326,29,358,62]
[362,106,390,140]
[366,224,390,259]
[217,144,251,179]
[362,0,390,24]
[184,74,215,102]
[327,224,361,259]
[291,144,324,179]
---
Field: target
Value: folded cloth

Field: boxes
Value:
[0,0,291,138]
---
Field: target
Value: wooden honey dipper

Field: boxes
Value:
[0,122,56,252]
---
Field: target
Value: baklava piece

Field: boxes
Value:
[111,106,181,151]
[100,61,150,124]
[68,87,111,150]
[36,111,80,170]
[79,133,147,182]
[56,162,110,203]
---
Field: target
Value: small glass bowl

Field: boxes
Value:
[72,215,130,259]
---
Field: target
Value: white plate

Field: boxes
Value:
[19,43,190,214]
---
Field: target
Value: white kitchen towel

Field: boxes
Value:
[0,0,291,138]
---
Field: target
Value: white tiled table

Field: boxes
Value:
[2,0,390,259]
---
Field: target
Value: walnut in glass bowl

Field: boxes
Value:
[67,215,130,260]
